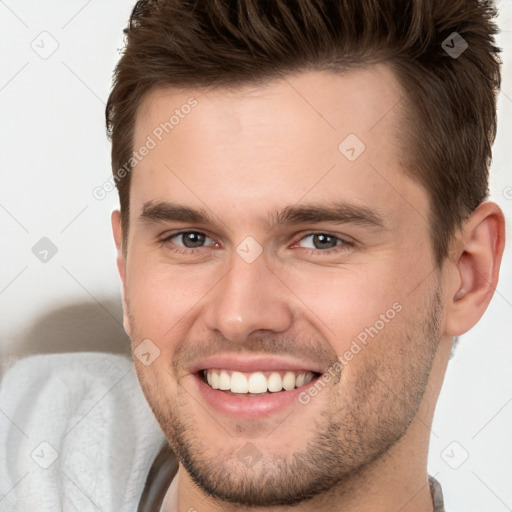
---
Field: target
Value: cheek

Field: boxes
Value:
[279,261,409,349]
[125,255,212,345]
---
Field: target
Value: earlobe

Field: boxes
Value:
[111,210,131,336]
[444,202,505,336]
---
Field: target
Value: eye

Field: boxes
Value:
[166,231,215,249]
[297,233,350,251]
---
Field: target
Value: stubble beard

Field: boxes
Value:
[132,287,443,508]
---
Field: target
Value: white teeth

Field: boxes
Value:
[219,370,231,390]
[230,371,249,393]
[203,369,316,394]
[267,372,283,392]
[211,371,219,389]
[282,371,296,391]
[248,372,267,393]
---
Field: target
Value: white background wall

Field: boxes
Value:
[0,2,511,511]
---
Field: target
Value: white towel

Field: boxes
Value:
[0,352,166,511]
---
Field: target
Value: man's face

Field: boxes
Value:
[118,66,448,506]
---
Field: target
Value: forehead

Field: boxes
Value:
[130,65,427,228]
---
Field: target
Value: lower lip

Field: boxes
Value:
[194,373,319,419]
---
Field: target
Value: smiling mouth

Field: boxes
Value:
[199,368,321,395]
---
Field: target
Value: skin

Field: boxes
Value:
[112,65,505,512]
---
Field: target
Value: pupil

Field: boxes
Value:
[313,234,336,249]
[183,232,205,248]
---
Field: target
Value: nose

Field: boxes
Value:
[203,253,294,343]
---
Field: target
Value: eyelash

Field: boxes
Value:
[159,231,355,256]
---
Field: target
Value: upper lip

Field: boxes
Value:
[189,355,324,374]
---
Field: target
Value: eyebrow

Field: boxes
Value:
[140,200,386,230]
[268,202,386,229]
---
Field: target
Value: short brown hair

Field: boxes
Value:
[106,0,501,264]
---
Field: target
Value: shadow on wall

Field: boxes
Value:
[5,297,131,368]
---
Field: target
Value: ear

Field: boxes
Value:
[111,210,132,336]
[444,201,506,336]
